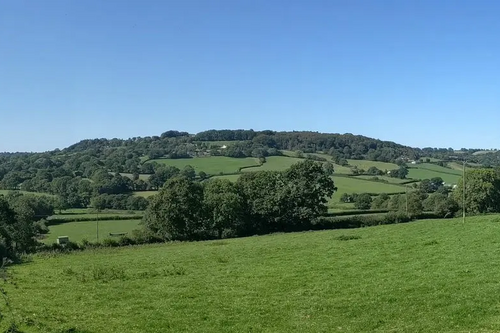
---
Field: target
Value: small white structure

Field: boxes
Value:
[57,236,69,245]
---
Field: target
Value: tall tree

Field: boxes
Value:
[143,176,205,240]
[203,179,244,238]
[453,169,500,214]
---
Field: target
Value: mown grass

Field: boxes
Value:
[7,215,500,332]
[146,156,260,174]
[41,219,142,244]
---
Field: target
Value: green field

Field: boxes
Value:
[347,159,398,171]
[412,163,462,175]
[133,191,158,198]
[209,174,241,182]
[49,208,143,221]
[330,176,404,202]
[242,156,304,172]
[116,173,151,180]
[407,166,461,184]
[448,161,482,171]
[147,156,261,174]
[352,175,412,184]
[42,219,142,244]
[0,190,54,197]
[6,215,500,332]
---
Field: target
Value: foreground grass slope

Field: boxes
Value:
[7,215,500,332]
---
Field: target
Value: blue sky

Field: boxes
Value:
[1,0,499,152]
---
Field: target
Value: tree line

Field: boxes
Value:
[142,160,337,240]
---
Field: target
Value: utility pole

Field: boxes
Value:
[96,209,100,242]
[463,158,466,223]
[405,185,408,215]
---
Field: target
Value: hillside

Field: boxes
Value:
[0,128,493,217]
[5,215,500,332]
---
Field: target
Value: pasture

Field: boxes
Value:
[42,219,142,244]
[411,163,462,175]
[6,215,500,332]
[407,167,461,184]
[0,190,54,197]
[116,172,151,180]
[330,176,405,201]
[346,159,398,171]
[146,156,261,174]
[242,156,304,172]
[352,175,412,184]
[133,191,158,198]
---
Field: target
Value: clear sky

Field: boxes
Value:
[1,0,499,152]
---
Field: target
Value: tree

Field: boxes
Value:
[406,191,426,216]
[388,194,404,211]
[372,193,390,209]
[389,166,409,179]
[203,179,244,238]
[198,171,208,180]
[453,169,500,214]
[143,176,205,240]
[280,160,337,228]
[181,165,196,181]
[354,193,372,210]
[424,193,459,218]
[322,162,334,176]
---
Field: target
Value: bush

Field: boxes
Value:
[102,238,119,247]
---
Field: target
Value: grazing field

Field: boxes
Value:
[133,191,158,198]
[448,161,481,171]
[0,190,54,197]
[407,167,461,184]
[147,156,261,174]
[7,215,500,332]
[42,219,142,244]
[49,208,143,221]
[116,172,151,180]
[352,175,412,184]
[412,163,462,175]
[331,176,404,199]
[347,159,398,171]
[242,156,303,172]
[208,174,241,182]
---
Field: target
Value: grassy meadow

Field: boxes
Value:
[330,176,405,199]
[147,156,261,174]
[0,190,54,197]
[352,175,412,184]
[407,168,461,184]
[133,191,158,198]
[42,219,141,244]
[346,159,398,171]
[6,215,500,332]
